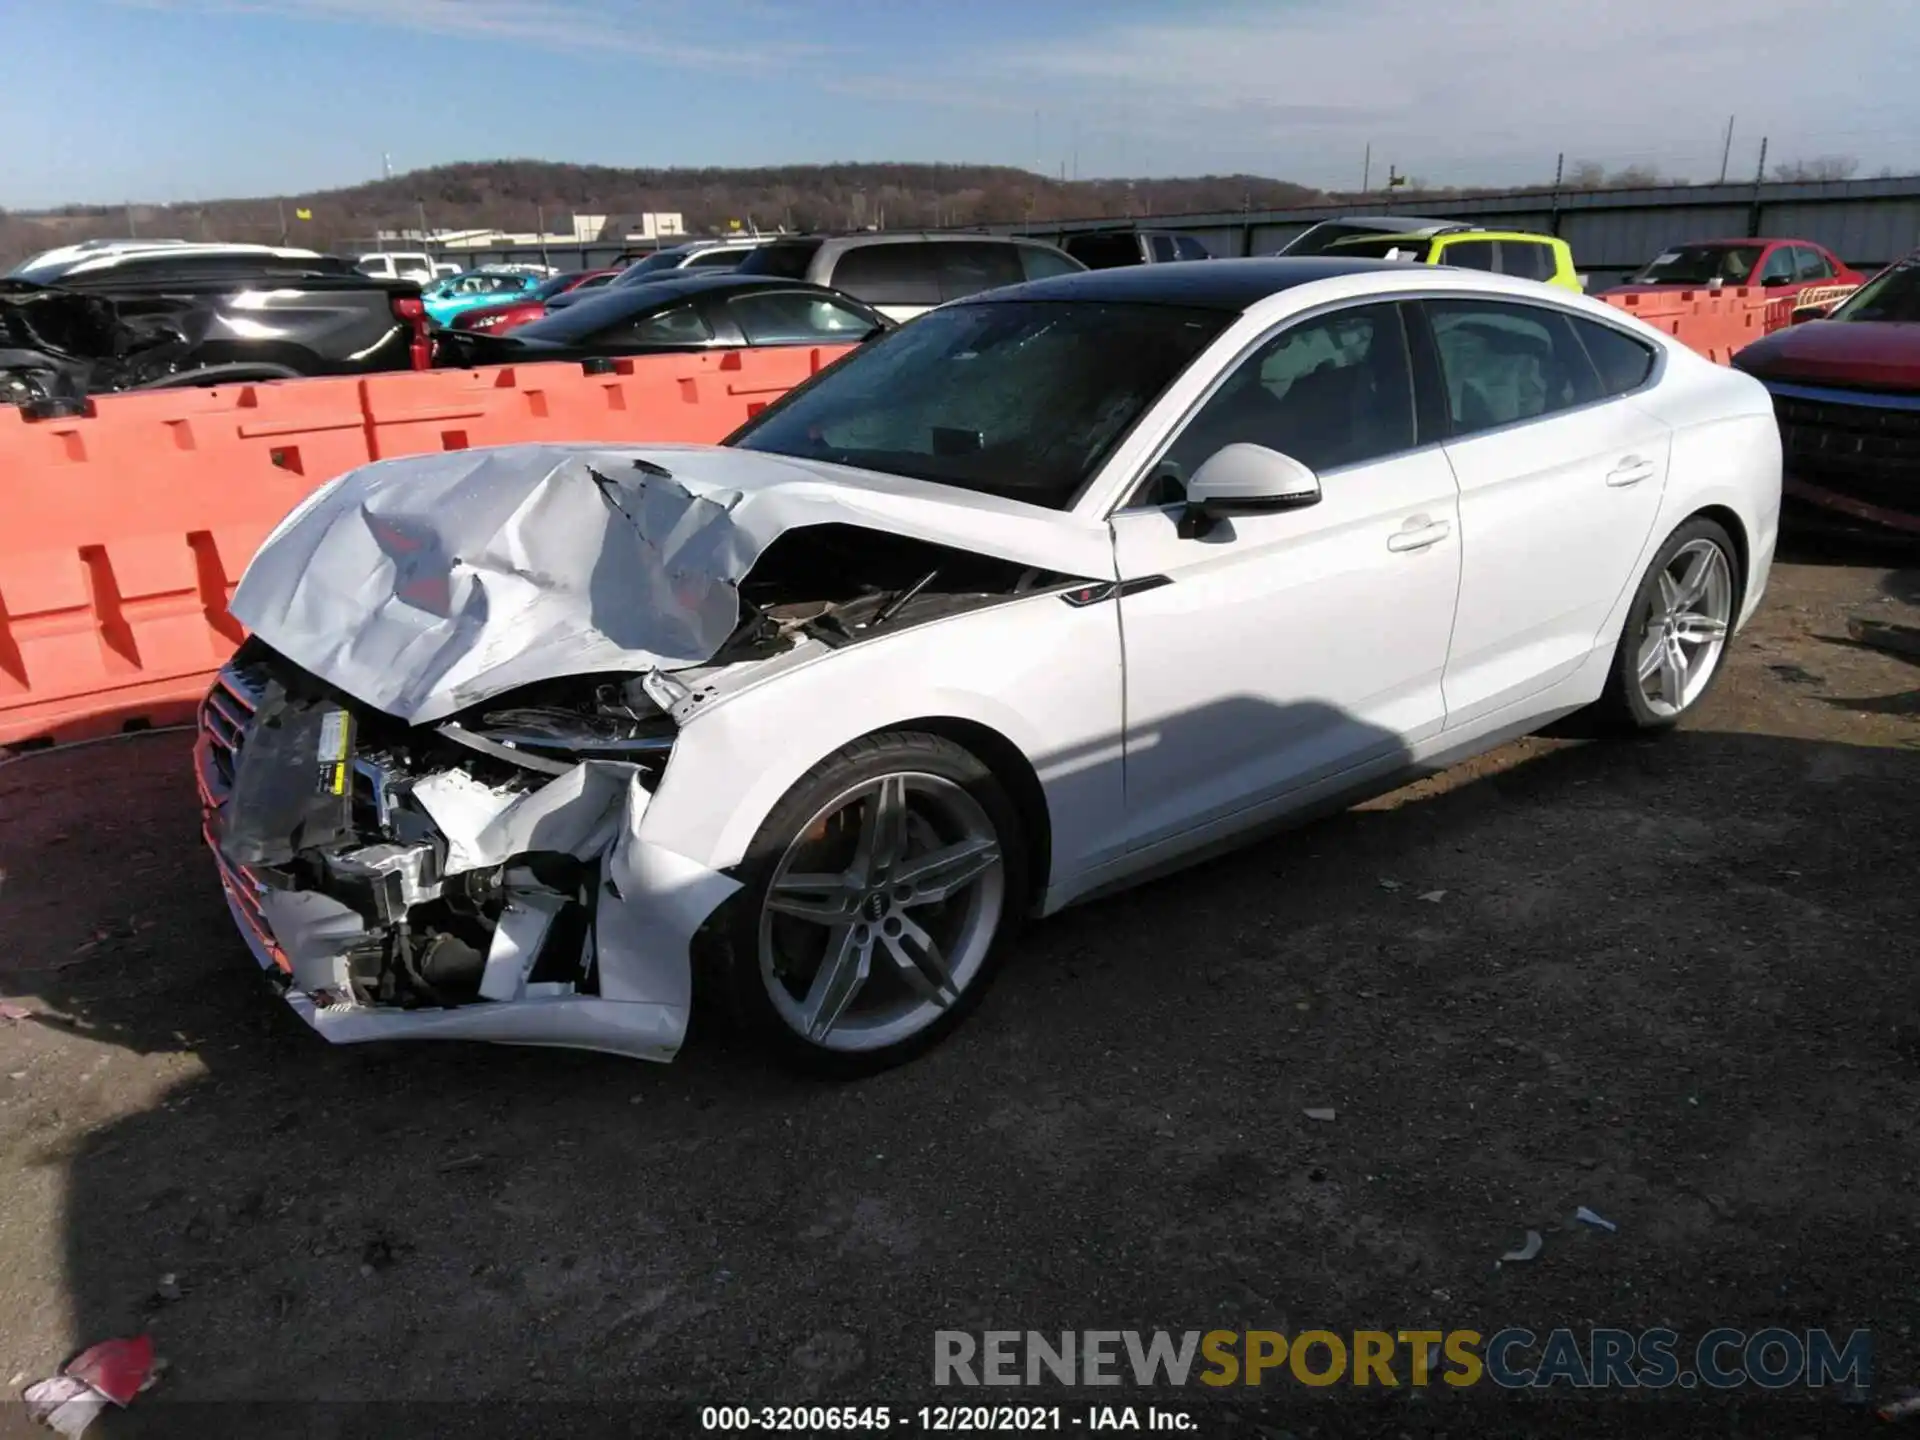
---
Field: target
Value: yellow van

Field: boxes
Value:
[1311,223,1582,292]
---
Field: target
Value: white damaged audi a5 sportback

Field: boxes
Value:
[197,257,1781,1074]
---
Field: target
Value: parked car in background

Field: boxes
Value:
[1320,226,1581,292]
[1059,230,1213,268]
[733,233,1084,320]
[355,251,437,283]
[433,273,888,368]
[538,238,783,314]
[2,250,427,409]
[1731,252,1920,535]
[420,269,546,326]
[450,269,620,334]
[205,257,1779,1073]
[1606,239,1861,308]
[12,243,339,286]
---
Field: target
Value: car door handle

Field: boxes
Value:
[1387,520,1451,552]
[1607,458,1655,487]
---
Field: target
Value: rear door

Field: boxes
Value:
[1421,298,1672,728]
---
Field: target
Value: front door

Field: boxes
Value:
[1109,301,1463,855]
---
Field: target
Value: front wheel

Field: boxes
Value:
[1595,516,1741,731]
[706,731,1029,1076]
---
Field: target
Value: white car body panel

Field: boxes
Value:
[204,263,1783,1061]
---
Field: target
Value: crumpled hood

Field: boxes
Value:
[229,442,1113,725]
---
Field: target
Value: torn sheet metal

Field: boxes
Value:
[257,888,367,996]
[229,442,1114,725]
[595,780,742,1009]
[410,758,640,875]
[480,886,567,1002]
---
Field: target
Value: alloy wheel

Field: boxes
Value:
[1636,537,1734,718]
[756,772,1006,1052]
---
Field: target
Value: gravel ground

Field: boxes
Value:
[1,539,1917,1439]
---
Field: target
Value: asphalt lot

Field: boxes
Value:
[2,536,1918,1438]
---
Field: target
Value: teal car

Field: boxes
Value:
[421,270,545,326]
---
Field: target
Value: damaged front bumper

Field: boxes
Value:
[194,652,738,1062]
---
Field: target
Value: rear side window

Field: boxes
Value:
[936,243,1025,301]
[1424,299,1604,436]
[1018,244,1082,281]
[728,291,881,344]
[1149,235,1178,262]
[682,248,744,269]
[1440,240,1498,272]
[829,243,943,306]
[1571,318,1658,395]
[1173,236,1211,260]
[1500,241,1555,282]
[1063,233,1143,269]
[735,239,822,280]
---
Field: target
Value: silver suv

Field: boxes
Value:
[732,233,1084,320]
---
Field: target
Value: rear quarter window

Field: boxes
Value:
[1570,318,1657,396]
[1499,241,1556,282]
[1439,240,1498,272]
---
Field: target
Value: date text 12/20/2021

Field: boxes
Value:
[701,1406,1195,1431]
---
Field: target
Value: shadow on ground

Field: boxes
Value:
[4,697,1919,1437]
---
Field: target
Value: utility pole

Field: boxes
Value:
[1361,144,1371,194]
[1548,152,1565,236]
[416,199,430,250]
[277,197,288,244]
[1747,137,1770,235]
[383,152,393,181]
[536,203,549,268]
[125,201,137,238]
[1718,115,1736,185]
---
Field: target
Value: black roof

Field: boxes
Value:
[962,256,1418,312]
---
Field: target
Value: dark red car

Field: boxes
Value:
[1731,254,1920,535]
[1605,238,1862,309]
[452,269,620,334]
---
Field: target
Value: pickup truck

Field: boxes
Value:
[1,246,429,412]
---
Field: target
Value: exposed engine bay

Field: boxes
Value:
[202,501,1074,1026]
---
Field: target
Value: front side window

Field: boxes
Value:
[727,300,1228,510]
[1158,303,1417,481]
[829,243,943,307]
[1793,246,1834,281]
[1425,300,1603,436]
[1174,236,1211,261]
[1149,235,1179,262]
[1759,248,1799,284]
[728,291,882,344]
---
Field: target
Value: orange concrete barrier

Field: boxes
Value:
[1601,286,1774,365]
[0,346,855,749]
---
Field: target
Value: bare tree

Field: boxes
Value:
[1770,155,1860,182]
[1607,164,1663,189]
[1565,160,1608,189]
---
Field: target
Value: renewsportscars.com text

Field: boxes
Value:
[934,1328,1872,1391]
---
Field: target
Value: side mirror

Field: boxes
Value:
[1178,443,1321,539]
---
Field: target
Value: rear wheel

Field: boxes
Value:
[708,731,1028,1076]
[1595,516,1740,731]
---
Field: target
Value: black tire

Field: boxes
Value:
[701,730,1030,1078]
[1593,515,1742,732]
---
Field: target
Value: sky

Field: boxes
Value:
[4,0,1917,209]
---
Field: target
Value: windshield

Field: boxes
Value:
[1632,245,1761,286]
[1325,235,1429,260]
[726,300,1228,510]
[1828,261,1920,323]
